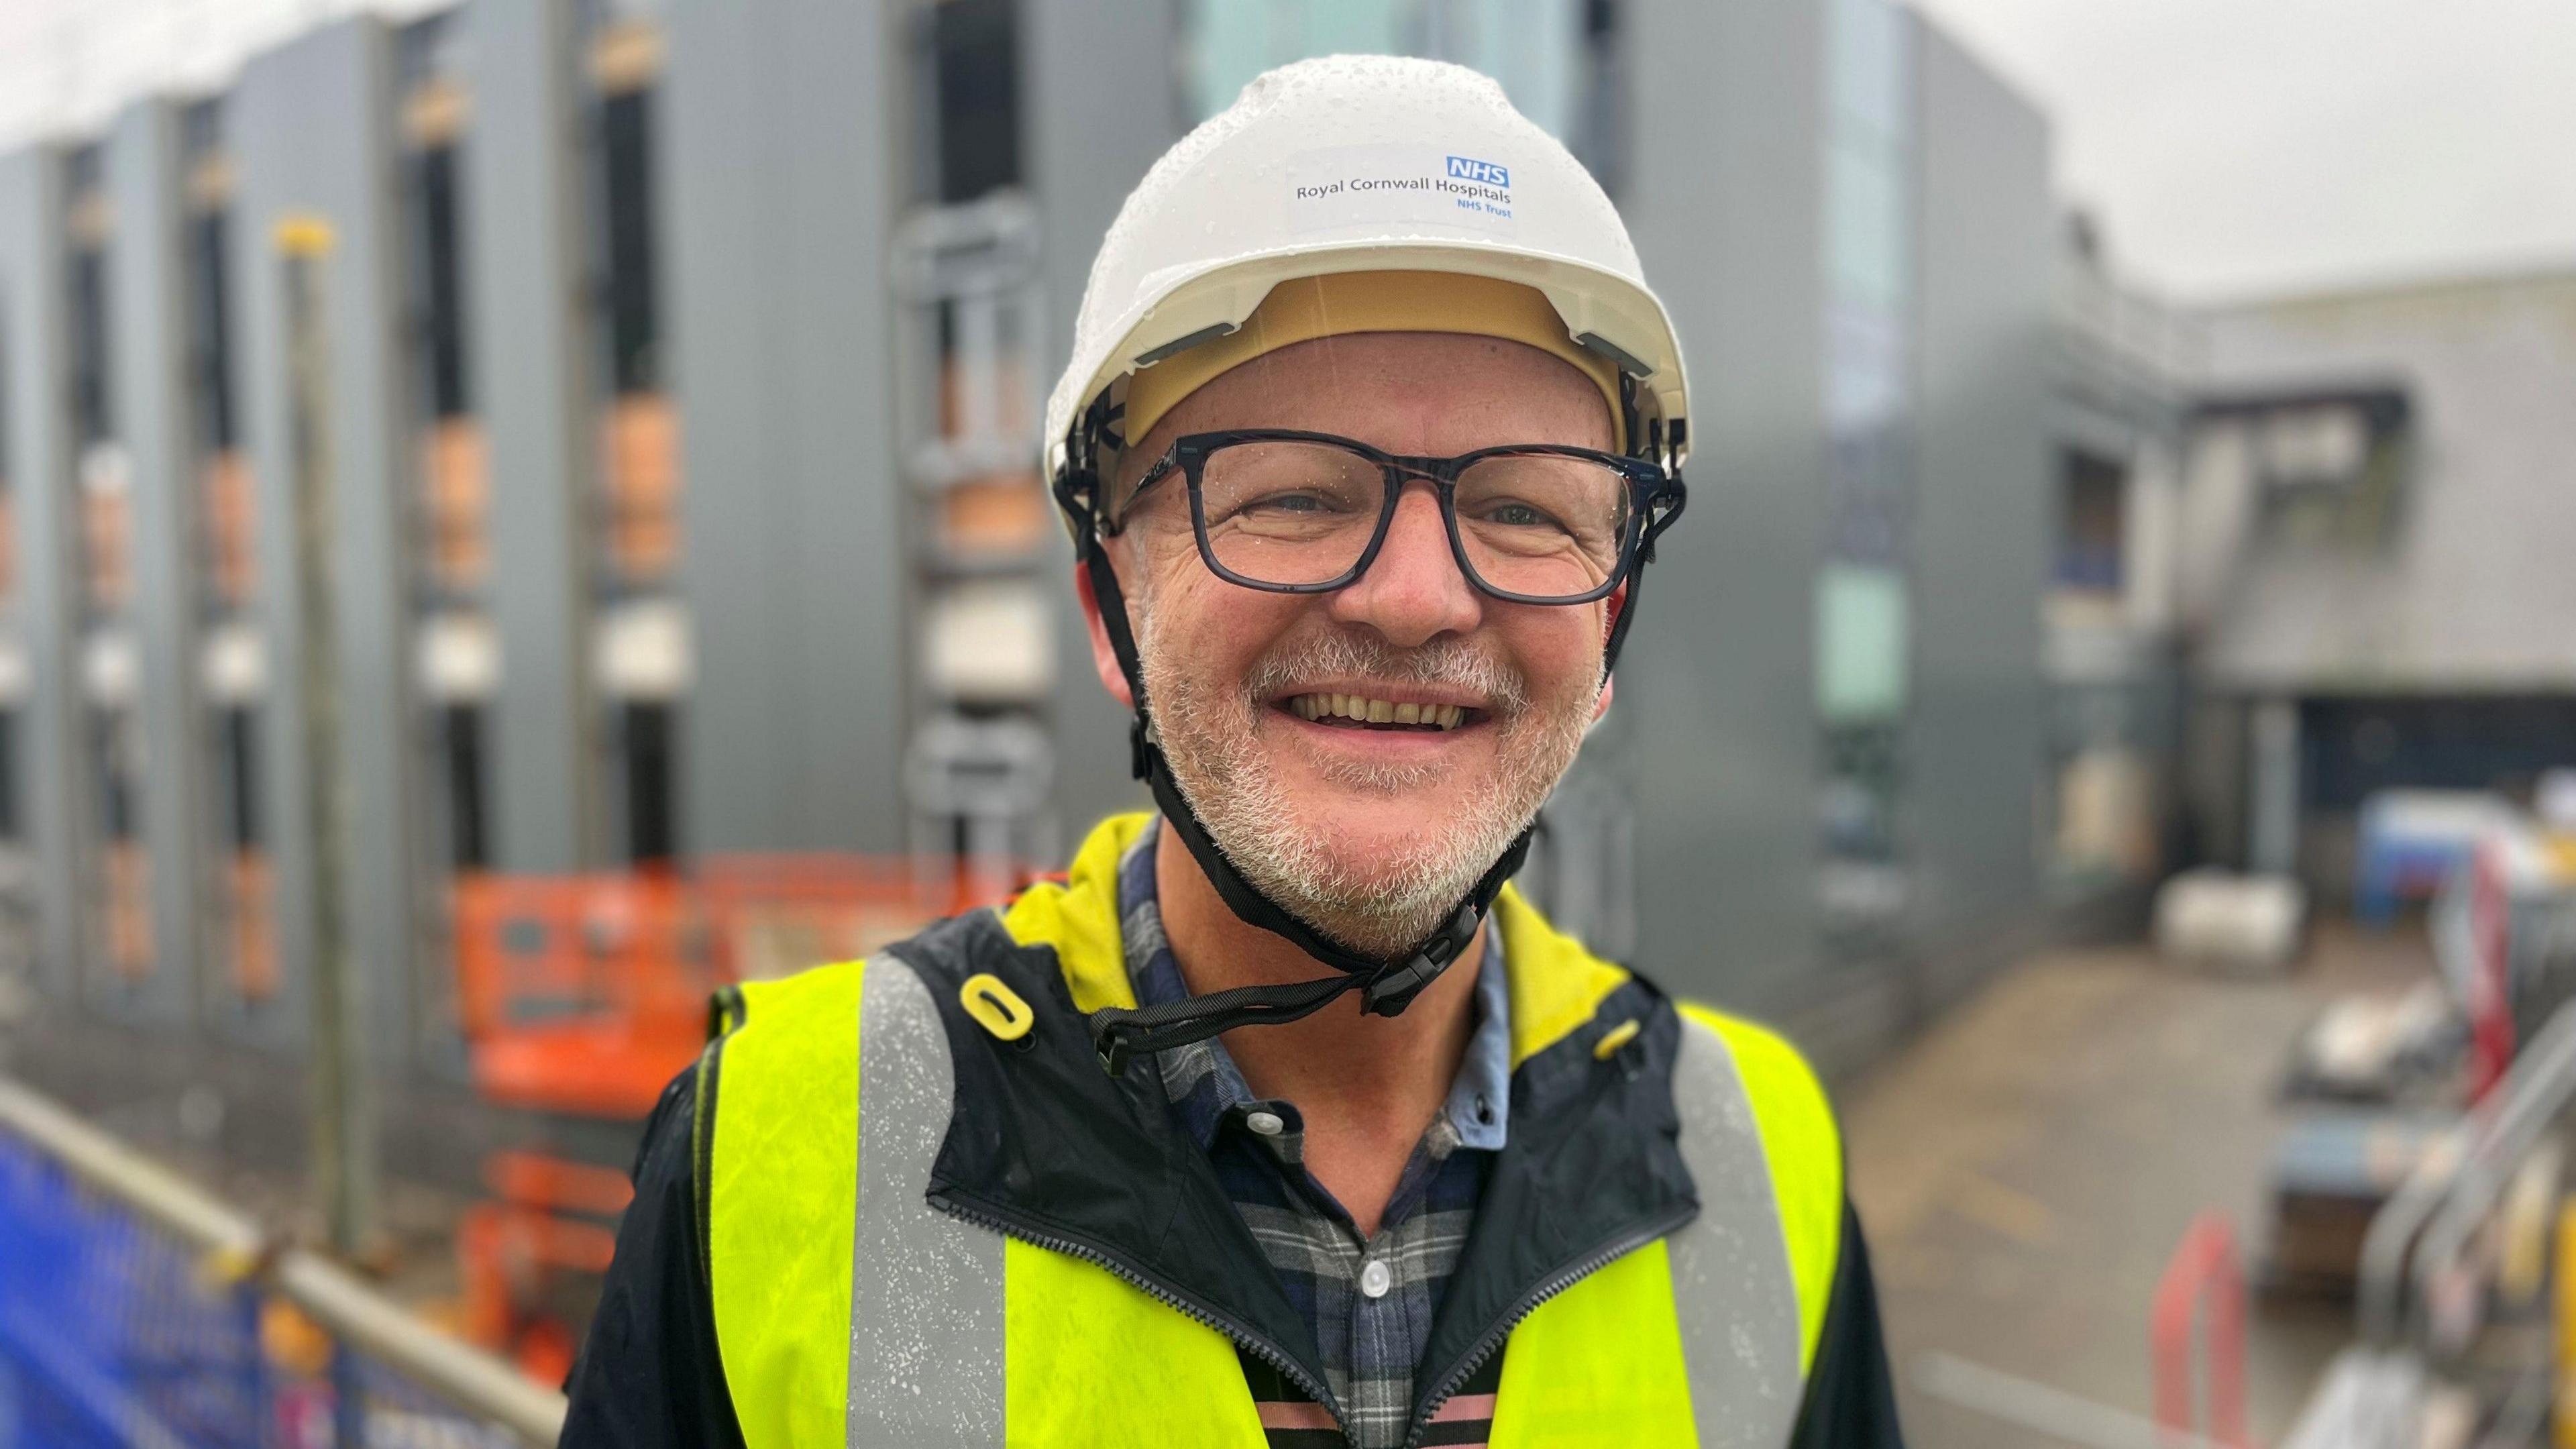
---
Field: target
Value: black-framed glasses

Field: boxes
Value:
[1106,429,1684,606]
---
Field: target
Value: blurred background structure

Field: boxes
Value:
[0,0,2061,1190]
[0,0,2568,1446]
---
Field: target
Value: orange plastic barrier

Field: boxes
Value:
[483,1148,635,1218]
[449,870,707,1118]
[449,855,1028,1120]
[458,1149,631,1385]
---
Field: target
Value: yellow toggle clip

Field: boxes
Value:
[1593,1018,1642,1061]
[960,973,1034,1042]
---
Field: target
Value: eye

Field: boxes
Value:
[1479,500,1555,528]
[1214,484,1369,528]
[1471,497,1572,533]
[1250,492,1333,515]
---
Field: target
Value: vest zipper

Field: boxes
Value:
[1397,1205,1696,1449]
[928,1191,1354,1439]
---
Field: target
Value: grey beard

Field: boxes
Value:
[1139,616,1593,959]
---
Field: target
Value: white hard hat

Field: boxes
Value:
[1044,54,1691,480]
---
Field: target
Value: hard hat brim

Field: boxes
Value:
[1044,239,1690,480]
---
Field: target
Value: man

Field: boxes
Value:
[563,56,1902,1448]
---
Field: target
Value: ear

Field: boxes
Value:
[1074,558,1138,709]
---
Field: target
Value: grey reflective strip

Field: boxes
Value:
[847,959,1008,1446]
[1665,1015,1804,1448]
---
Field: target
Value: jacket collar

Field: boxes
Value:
[1003,812,1636,1068]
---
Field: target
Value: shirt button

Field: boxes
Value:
[1245,1110,1285,1137]
[1360,1258,1393,1299]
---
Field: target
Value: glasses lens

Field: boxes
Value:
[1197,440,1386,587]
[1452,452,1634,600]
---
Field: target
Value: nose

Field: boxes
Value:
[1327,480,1482,647]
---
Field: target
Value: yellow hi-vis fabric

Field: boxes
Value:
[1000,1238,1269,1445]
[704,960,863,1449]
[703,812,1843,1447]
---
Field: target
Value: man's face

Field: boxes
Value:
[1084,331,1619,957]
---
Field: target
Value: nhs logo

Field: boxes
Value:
[1445,155,1511,187]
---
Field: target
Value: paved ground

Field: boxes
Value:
[1843,920,2430,1448]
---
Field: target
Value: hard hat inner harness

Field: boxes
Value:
[1056,378,1686,1078]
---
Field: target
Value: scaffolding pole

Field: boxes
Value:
[276,213,378,1274]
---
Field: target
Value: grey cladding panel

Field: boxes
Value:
[111,99,207,1030]
[1907,20,2052,958]
[468,0,599,872]
[667,0,910,853]
[0,148,85,1001]
[1619,0,1828,1018]
[225,64,310,1049]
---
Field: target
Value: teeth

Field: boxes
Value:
[1285,694,1470,730]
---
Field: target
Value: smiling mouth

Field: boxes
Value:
[1280,693,1475,731]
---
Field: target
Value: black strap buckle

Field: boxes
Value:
[1097,1020,1144,1078]
[1358,904,1477,1018]
[1358,954,1446,1017]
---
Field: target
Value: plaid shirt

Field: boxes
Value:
[1120,831,1511,1449]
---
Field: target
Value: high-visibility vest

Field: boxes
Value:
[697,814,1843,1448]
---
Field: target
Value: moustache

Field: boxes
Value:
[1236,629,1532,718]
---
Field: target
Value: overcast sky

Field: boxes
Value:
[1911,0,2576,299]
[5,0,2573,303]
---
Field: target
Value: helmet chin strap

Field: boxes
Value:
[1079,542,1534,1077]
